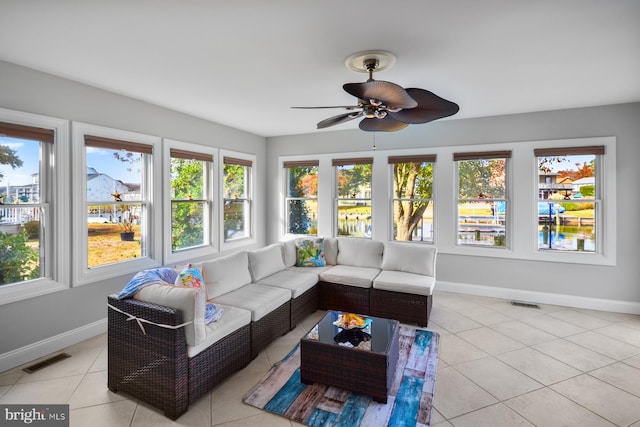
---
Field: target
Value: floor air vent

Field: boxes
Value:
[510,301,541,309]
[23,353,71,374]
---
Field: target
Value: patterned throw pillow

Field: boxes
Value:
[175,263,206,295]
[295,238,326,267]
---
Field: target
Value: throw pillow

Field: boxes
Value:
[175,263,207,298]
[296,238,326,267]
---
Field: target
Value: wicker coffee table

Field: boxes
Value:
[300,310,400,403]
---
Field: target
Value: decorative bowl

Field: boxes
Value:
[333,314,372,330]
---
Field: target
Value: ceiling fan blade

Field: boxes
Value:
[388,88,459,124]
[359,116,409,132]
[317,111,363,129]
[343,81,417,109]
[291,105,360,110]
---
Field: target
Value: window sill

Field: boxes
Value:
[0,279,68,306]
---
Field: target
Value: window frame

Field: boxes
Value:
[388,155,436,243]
[72,122,162,286]
[333,157,374,239]
[163,139,218,265]
[0,108,69,305]
[220,149,256,251]
[454,150,511,249]
[534,145,605,255]
[284,159,319,236]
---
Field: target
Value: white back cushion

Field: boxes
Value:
[248,244,286,281]
[381,242,437,277]
[324,237,338,265]
[279,238,300,268]
[201,251,252,298]
[134,283,205,346]
[337,237,383,268]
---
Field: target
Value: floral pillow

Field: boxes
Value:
[295,238,326,267]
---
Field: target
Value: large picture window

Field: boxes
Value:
[284,160,318,235]
[170,148,213,252]
[455,151,510,247]
[223,156,253,241]
[389,155,435,242]
[334,157,372,238]
[535,146,603,253]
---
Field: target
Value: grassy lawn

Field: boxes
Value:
[88,223,141,268]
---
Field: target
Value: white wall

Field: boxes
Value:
[266,103,640,309]
[0,61,267,365]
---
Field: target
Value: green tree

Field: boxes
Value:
[0,144,23,180]
[394,162,432,241]
[171,158,205,250]
[338,164,371,197]
[288,166,315,234]
[0,231,39,285]
[458,159,505,198]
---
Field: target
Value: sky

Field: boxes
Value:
[0,136,140,187]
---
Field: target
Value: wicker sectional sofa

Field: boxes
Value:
[107,237,436,419]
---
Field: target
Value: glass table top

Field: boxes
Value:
[302,310,398,353]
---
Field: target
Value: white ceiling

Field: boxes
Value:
[1,1,639,138]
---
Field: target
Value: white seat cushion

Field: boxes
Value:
[248,244,286,281]
[187,304,251,358]
[373,270,435,296]
[319,265,379,288]
[287,265,332,275]
[133,283,205,346]
[201,251,252,298]
[213,283,291,321]
[382,241,437,277]
[257,270,318,298]
[336,237,383,268]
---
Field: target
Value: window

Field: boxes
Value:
[389,155,435,242]
[334,157,372,238]
[0,110,68,304]
[455,151,510,247]
[72,123,161,285]
[169,147,214,253]
[223,156,253,242]
[535,146,603,253]
[284,160,318,235]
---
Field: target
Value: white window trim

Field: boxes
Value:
[163,139,218,266]
[72,122,162,286]
[389,160,436,243]
[334,160,374,239]
[0,108,69,305]
[220,149,256,252]
[283,163,319,237]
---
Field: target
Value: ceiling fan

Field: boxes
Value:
[293,51,460,132]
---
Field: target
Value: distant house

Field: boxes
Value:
[538,172,573,199]
[572,177,595,193]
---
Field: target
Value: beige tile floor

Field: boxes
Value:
[2,290,640,426]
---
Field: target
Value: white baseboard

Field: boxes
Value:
[436,281,640,315]
[0,318,107,373]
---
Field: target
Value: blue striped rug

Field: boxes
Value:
[243,326,439,427]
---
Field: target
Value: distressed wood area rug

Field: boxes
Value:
[243,327,439,427]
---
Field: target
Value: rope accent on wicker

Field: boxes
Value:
[107,303,193,335]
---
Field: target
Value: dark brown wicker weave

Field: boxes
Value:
[370,288,433,327]
[290,285,319,329]
[300,313,400,403]
[318,281,370,315]
[107,295,251,420]
[249,300,291,359]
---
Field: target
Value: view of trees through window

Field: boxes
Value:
[223,159,251,241]
[0,135,42,285]
[536,148,599,252]
[285,162,318,235]
[456,153,508,247]
[391,156,434,242]
[335,160,372,237]
[170,152,210,251]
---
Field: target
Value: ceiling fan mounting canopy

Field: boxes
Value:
[294,50,459,132]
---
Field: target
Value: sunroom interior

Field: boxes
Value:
[0,1,639,376]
